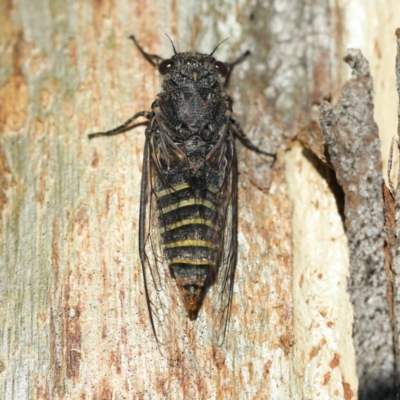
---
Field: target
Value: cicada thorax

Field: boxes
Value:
[152,125,230,320]
[162,87,226,131]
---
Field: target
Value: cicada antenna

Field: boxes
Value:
[165,34,178,55]
[209,38,229,57]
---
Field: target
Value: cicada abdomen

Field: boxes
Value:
[89,35,274,349]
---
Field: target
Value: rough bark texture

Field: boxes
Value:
[0,0,360,399]
[320,50,395,399]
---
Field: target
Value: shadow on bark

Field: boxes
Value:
[302,147,345,223]
[359,382,397,400]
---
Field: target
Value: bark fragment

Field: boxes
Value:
[320,49,395,399]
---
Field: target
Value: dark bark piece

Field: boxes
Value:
[320,49,395,399]
[298,121,329,166]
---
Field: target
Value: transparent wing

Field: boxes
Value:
[208,127,238,346]
[139,120,238,351]
[138,136,183,356]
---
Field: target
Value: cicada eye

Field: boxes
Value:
[159,59,175,75]
[213,61,228,77]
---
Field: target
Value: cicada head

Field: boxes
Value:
[155,52,229,132]
[158,52,228,92]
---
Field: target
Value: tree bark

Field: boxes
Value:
[320,49,393,399]
[0,1,398,399]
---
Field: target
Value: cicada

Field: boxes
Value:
[89,35,274,348]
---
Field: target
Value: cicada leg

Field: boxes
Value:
[224,50,251,89]
[88,111,153,139]
[129,35,164,67]
[230,118,275,159]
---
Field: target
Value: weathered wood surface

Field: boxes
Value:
[4,0,399,399]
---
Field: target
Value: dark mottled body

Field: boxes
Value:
[148,51,237,323]
[89,36,272,347]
